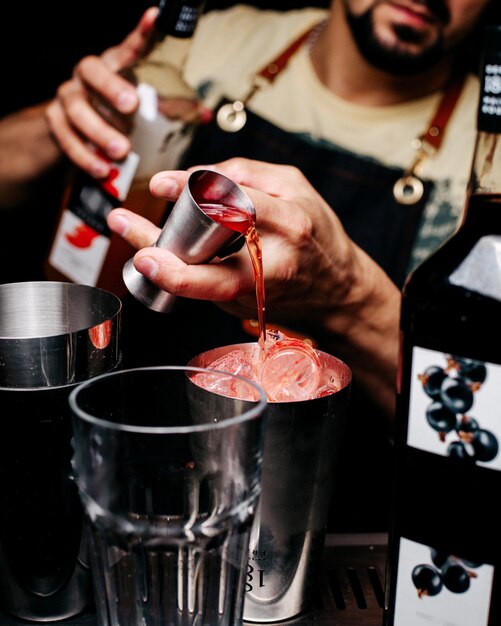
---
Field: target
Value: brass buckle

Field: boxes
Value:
[216,100,247,132]
[393,175,425,205]
[393,140,434,205]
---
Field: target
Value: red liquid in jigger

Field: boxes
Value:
[200,203,266,350]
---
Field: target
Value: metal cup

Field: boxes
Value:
[0,281,121,622]
[189,343,352,623]
[123,169,255,313]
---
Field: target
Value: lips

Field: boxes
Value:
[387,0,449,26]
[389,1,436,25]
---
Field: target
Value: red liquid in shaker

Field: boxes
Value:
[195,203,326,402]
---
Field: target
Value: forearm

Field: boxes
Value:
[316,246,401,423]
[0,103,63,209]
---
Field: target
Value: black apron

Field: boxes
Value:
[122,109,433,532]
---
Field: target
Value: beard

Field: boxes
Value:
[345,0,450,76]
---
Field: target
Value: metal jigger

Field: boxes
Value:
[123,169,255,313]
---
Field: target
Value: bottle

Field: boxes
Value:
[384,26,501,626]
[45,0,205,297]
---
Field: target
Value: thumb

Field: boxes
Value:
[101,7,159,71]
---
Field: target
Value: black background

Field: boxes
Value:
[1,1,328,117]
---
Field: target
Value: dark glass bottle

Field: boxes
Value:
[45,0,205,297]
[384,26,501,626]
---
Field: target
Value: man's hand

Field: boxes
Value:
[45,8,158,178]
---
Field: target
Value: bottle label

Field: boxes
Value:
[478,55,501,132]
[449,235,501,301]
[157,0,204,39]
[393,536,494,625]
[48,209,110,286]
[406,347,501,469]
[100,150,140,202]
[130,83,193,179]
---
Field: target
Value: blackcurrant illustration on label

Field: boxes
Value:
[412,564,443,598]
[418,366,447,400]
[447,440,474,462]
[441,559,475,593]
[412,550,481,599]
[430,549,448,569]
[449,356,487,389]
[417,353,498,465]
[456,415,479,443]
[471,429,499,462]
[439,376,474,414]
[426,402,457,441]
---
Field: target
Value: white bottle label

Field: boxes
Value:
[100,82,193,194]
[48,210,110,286]
[100,150,140,201]
[449,235,501,301]
[393,537,494,626]
[407,346,501,469]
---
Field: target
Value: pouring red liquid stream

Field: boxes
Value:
[200,203,267,350]
[198,202,324,401]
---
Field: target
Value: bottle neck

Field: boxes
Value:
[468,131,501,197]
[460,25,501,230]
[156,0,205,40]
[135,1,205,63]
[132,1,205,97]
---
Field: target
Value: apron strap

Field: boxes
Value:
[393,73,467,204]
[216,22,322,132]
[422,73,467,150]
[217,17,467,188]
[249,22,322,93]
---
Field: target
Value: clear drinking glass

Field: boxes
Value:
[69,366,267,626]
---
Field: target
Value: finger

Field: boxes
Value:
[149,167,307,242]
[107,208,161,249]
[75,55,138,116]
[157,97,203,123]
[71,7,158,118]
[132,247,254,302]
[46,99,111,177]
[149,170,190,200]
[101,7,159,72]
[55,79,131,163]
[190,157,312,200]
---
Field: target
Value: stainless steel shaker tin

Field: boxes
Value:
[0,281,121,388]
[0,281,122,622]
[189,343,352,622]
[123,169,255,313]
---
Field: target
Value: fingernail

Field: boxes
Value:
[135,256,158,280]
[109,213,130,237]
[90,161,110,177]
[117,90,136,113]
[107,138,128,158]
[187,164,218,174]
[153,177,180,197]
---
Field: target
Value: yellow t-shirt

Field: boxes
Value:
[172,5,479,272]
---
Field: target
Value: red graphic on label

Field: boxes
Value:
[65,223,100,249]
[101,166,120,199]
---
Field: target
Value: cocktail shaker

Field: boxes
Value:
[123,169,255,313]
[189,343,352,622]
[0,281,121,622]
